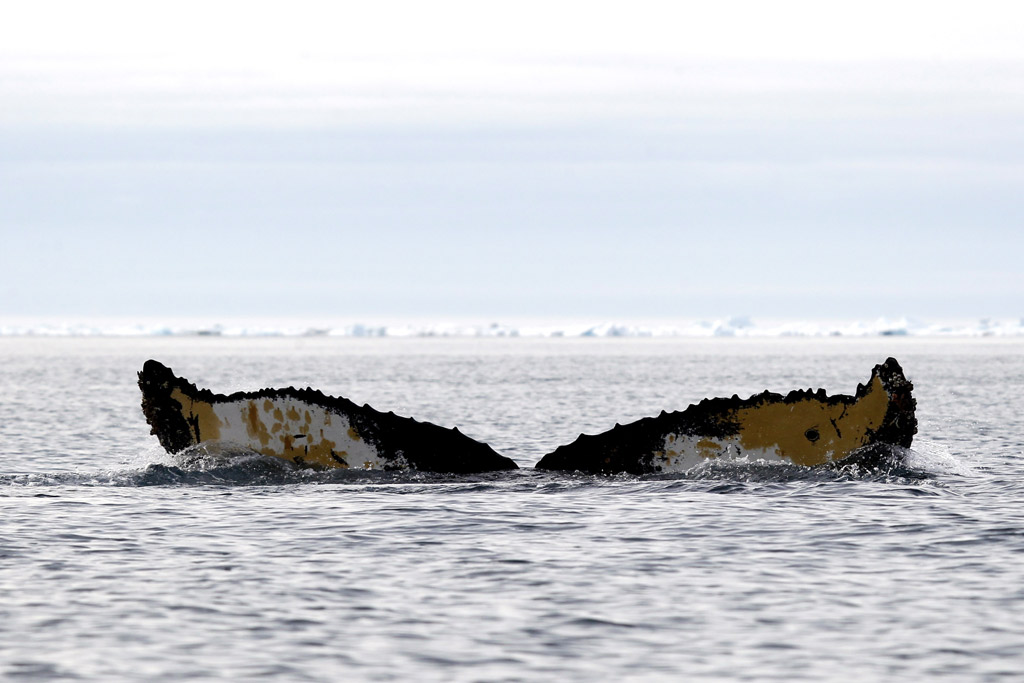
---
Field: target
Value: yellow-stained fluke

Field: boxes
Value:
[535,358,916,474]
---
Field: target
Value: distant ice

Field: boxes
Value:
[1,316,1023,338]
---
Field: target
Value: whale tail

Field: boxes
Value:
[139,360,519,473]
[535,358,918,474]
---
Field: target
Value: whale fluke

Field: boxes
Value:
[535,358,916,474]
[138,360,518,473]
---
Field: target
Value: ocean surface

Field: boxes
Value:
[1,336,1023,681]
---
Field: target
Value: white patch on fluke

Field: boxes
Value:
[655,433,788,472]
[209,396,391,469]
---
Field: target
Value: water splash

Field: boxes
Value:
[902,440,974,476]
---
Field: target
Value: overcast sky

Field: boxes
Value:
[1,0,1022,320]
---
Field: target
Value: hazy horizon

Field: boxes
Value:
[2,1,1022,320]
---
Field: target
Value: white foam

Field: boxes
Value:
[902,440,975,476]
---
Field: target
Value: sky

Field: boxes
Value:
[1,0,1023,321]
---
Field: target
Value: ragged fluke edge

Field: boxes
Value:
[535,358,916,475]
[138,360,518,473]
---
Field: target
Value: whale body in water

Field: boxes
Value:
[138,360,518,473]
[535,357,916,474]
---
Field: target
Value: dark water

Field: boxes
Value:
[2,337,1023,681]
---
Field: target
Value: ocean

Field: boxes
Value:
[1,335,1023,681]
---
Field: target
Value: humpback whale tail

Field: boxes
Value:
[534,357,917,474]
[140,357,916,477]
[138,360,518,473]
